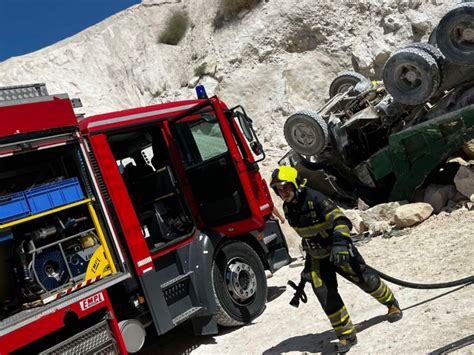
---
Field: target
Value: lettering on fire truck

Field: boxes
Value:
[80,292,105,311]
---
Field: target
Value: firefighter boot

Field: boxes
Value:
[335,334,358,354]
[387,298,403,323]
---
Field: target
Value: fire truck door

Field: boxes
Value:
[170,109,264,232]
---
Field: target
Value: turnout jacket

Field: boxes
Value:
[283,187,352,258]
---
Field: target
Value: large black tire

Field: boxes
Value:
[404,42,446,81]
[211,241,267,327]
[329,71,371,98]
[383,48,440,105]
[428,25,438,46]
[454,87,474,110]
[436,2,474,65]
[284,111,329,156]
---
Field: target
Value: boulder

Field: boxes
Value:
[359,201,403,227]
[367,221,392,236]
[351,43,374,76]
[423,184,456,213]
[357,198,370,211]
[392,203,433,228]
[454,166,474,201]
[343,209,366,234]
[187,76,200,88]
[406,9,431,34]
[382,14,405,33]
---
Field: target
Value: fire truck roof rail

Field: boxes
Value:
[0,83,49,102]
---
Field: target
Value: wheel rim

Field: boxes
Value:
[450,21,474,52]
[395,63,423,91]
[336,83,354,94]
[225,257,257,305]
[293,122,318,148]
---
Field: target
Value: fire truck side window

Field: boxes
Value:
[108,129,193,252]
[180,118,228,168]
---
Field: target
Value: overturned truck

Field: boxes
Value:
[281,3,474,205]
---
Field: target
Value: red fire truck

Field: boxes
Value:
[0,83,289,353]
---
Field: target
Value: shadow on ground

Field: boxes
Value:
[139,284,472,354]
[267,286,287,303]
[138,318,255,354]
[263,284,472,354]
[263,315,386,354]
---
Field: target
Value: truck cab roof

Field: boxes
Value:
[80,99,207,134]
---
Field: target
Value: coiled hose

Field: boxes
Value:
[367,265,474,289]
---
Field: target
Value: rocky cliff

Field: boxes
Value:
[1,0,463,251]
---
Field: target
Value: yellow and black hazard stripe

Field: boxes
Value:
[294,221,332,238]
[327,306,355,339]
[325,207,345,224]
[333,224,351,238]
[370,280,394,305]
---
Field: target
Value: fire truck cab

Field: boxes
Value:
[81,92,290,347]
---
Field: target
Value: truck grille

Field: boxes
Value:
[39,320,118,355]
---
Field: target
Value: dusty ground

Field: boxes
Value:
[141,209,474,354]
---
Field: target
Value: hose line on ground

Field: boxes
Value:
[368,265,474,289]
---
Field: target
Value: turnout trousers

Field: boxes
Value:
[309,244,397,340]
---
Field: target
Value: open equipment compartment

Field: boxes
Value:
[0,141,117,322]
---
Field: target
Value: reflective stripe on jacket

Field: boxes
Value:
[283,187,352,253]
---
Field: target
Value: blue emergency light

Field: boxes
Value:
[195,84,208,99]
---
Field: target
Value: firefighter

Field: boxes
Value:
[270,166,403,354]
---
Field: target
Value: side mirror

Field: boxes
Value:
[250,141,263,156]
[230,105,266,163]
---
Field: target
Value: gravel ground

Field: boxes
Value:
[140,210,474,354]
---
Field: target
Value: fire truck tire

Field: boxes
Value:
[436,2,474,65]
[329,71,371,98]
[383,47,440,105]
[211,241,267,327]
[284,111,329,156]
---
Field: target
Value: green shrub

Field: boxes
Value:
[158,11,190,45]
[151,89,162,98]
[213,0,261,29]
[194,63,207,78]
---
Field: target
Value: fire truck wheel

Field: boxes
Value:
[436,2,474,65]
[211,241,267,327]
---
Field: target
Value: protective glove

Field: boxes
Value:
[330,244,351,267]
